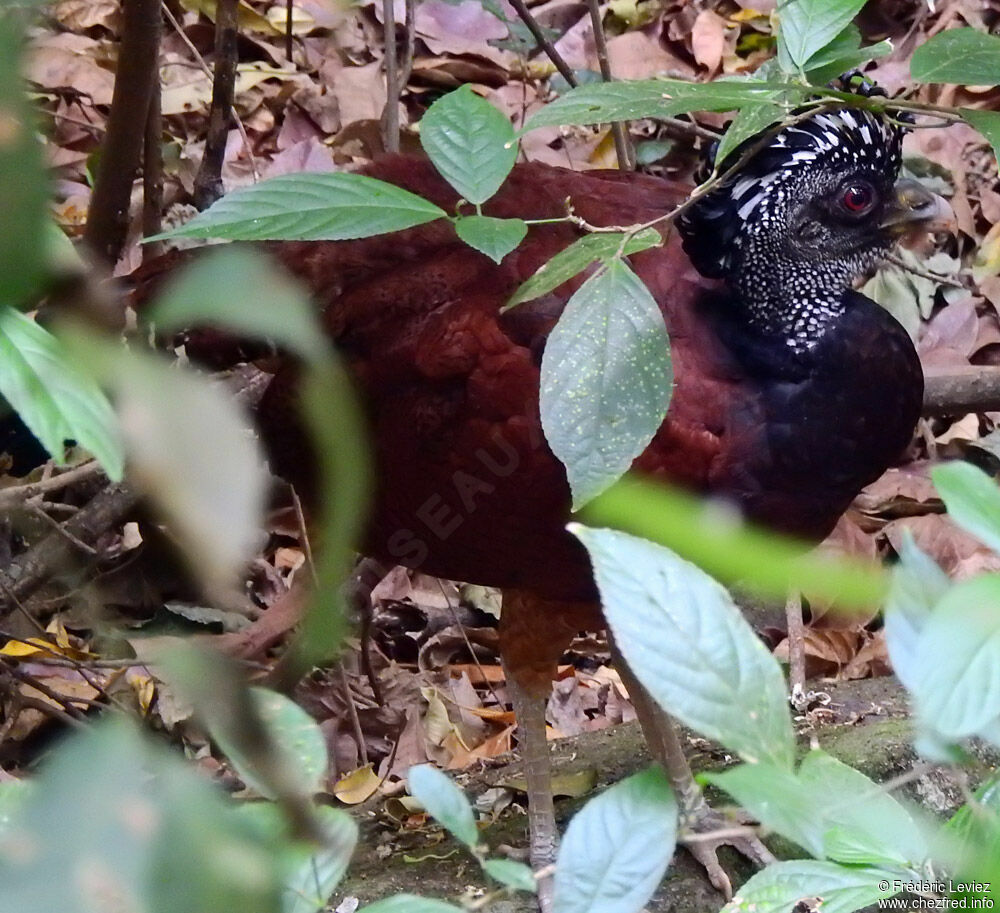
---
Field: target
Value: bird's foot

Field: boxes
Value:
[678,802,776,899]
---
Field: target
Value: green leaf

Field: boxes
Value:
[912,574,1000,747]
[884,532,949,693]
[797,752,926,867]
[151,173,447,242]
[944,773,1000,888]
[800,25,892,85]
[237,804,357,913]
[146,246,369,673]
[552,767,676,913]
[163,648,327,804]
[523,78,801,132]
[932,461,1000,554]
[407,764,478,849]
[149,246,328,364]
[911,28,1000,85]
[715,103,785,166]
[358,895,464,913]
[0,779,32,833]
[236,688,329,797]
[776,0,867,70]
[704,763,823,857]
[504,229,662,311]
[68,338,268,589]
[420,85,518,204]
[0,19,49,306]
[724,861,896,913]
[570,526,795,768]
[0,718,284,913]
[0,307,123,478]
[962,108,1000,175]
[540,259,671,508]
[453,215,527,264]
[482,858,537,893]
[581,475,889,609]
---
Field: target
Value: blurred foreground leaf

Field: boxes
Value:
[0,718,284,913]
[581,475,887,609]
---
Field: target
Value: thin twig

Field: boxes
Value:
[681,825,760,843]
[284,0,293,61]
[399,0,415,90]
[338,663,369,766]
[507,0,577,87]
[585,0,632,171]
[435,578,505,711]
[380,0,400,154]
[567,101,841,238]
[885,252,965,289]
[161,1,259,182]
[0,461,103,508]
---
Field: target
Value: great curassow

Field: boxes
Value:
[133,96,951,905]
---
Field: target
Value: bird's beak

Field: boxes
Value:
[882,178,956,239]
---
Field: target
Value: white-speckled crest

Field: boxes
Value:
[727,108,904,225]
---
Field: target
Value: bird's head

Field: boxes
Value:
[678,105,953,299]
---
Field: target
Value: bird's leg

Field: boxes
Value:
[502,655,558,912]
[498,591,600,913]
[608,636,776,898]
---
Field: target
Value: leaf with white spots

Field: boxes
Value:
[540,259,671,509]
[570,526,796,769]
[523,79,806,132]
[776,0,867,70]
[504,229,662,311]
[723,860,897,913]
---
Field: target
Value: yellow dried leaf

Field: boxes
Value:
[126,669,156,714]
[334,763,380,804]
[178,0,280,34]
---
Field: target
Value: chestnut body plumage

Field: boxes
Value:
[256,156,923,600]
[132,98,945,901]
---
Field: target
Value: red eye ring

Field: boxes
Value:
[842,184,873,213]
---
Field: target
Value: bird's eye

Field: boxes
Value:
[841,183,874,214]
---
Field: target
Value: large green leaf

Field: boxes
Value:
[912,574,1000,749]
[776,0,867,70]
[420,85,518,205]
[552,767,676,913]
[962,108,1000,177]
[237,803,358,913]
[581,475,888,609]
[523,78,807,132]
[571,526,795,768]
[932,460,1000,555]
[504,229,662,311]
[0,719,285,913]
[943,773,1000,890]
[358,896,464,913]
[151,173,447,241]
[540,259,671,508]
[883,532,949,693]
[715,103,786,166]
[799,24,892,86]
[150,245,370,672]
[0,307,123,477]
[723,861,897,913]
[150,246,328,363]
[911,29,1000,85]
[407,764,478,850]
